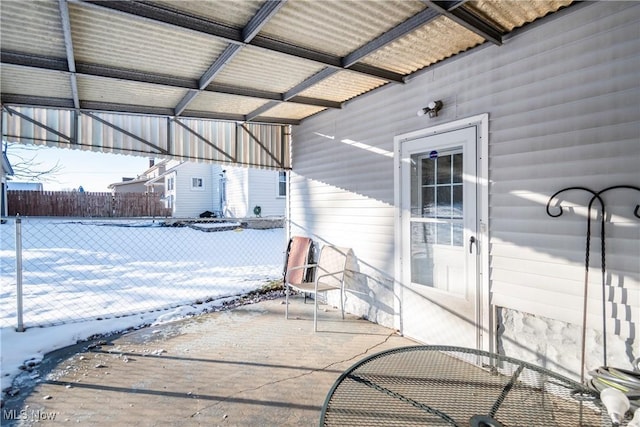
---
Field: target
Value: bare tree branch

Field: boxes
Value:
[4,142,64,182]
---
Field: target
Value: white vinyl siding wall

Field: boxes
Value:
[172,163,221,218]
[290,2,639,370]
[225,167,249,218]
[224,167,286,218]
[247,168,286,217]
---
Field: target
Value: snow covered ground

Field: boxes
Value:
[0,218,285,391]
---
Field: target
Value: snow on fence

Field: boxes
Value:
[7,190,172,217]
[0,217,286,329]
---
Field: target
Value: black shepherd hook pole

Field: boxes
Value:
[546,187,599,384]
[546,185,640,383]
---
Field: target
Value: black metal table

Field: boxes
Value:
[320,345,607,426]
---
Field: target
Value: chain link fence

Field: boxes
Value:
[0,217,286,329]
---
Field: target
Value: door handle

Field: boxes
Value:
[469,236,476,254]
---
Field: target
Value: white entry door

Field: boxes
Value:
[399,125,483,349]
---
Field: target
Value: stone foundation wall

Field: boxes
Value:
[497,307,634,382]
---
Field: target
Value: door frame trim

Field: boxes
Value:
[393,114,490,351]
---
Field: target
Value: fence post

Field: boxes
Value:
[15,217,25,332]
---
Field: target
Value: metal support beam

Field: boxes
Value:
[2,93,302,126]
[283,68,339,101]
[1,51,68,71]
[206,83,280,101]
[82,111,168,154]
[242,0,286,43]
[239,123,283,168]
[287,96,341,109]
[76,63,198,88]
[82,0,243,44]
[81,101,174,117]
[166,117,173,156]
[3,106,74,142]
[79,0,405,83]
[72,109,79,145]
[174,90,199,116]
[252,35,405,83]
[245,101,280,122]
[2,51,198,87]
[58,0,80,109]
[180,110,300,126]
[424,0,503,45]
[173,118,236,162]
[174,0,284,118]
[1,52,339,111]
[199,45,243,90]
[342,8,441,68]
[0,94,76,109]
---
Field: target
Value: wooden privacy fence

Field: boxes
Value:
[7,191,172,217]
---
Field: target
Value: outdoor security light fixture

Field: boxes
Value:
[417,100,443,118]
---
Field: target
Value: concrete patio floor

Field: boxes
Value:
[4,295,417,426]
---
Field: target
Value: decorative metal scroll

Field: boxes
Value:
[546,185,640,381]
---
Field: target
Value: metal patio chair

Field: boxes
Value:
[283,235,314,286]
[285,245,351,332]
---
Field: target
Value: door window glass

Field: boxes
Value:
[411,148,463,247]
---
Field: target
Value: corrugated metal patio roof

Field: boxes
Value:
[1,0,575,168]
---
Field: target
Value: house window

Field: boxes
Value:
[167,177,174,191]
[191,177,204,190]
[278,171,287,197]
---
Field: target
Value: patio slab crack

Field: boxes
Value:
[187,331,398,418]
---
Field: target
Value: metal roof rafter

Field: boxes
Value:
[78,0,405,83]
[71,0,406,123]
[245,67,341,123]
[58,0,80,109]
[245,101,280,122]
[180,110,299,126]
[422,0,503,45]
[242,0,287,43]
[1,94,75,109]
[1,52,339,110]
[342,7,441,68]
[174,1,286,117]
[174,90,199,116]
[78,0,243,42]
[198,45,243,91]
[283,68,339,101]
[82,100,174,116]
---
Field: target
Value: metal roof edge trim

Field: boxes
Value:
[2,106,291,170]
[1,98,299,126]
[1,95,76,109]
[1,103,296,128]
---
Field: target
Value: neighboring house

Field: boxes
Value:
[1,148,14,217]
[153,161,286,218]
[108,177,147,193]
[108,159,167,194]
[6,182,43,191]
[224,167,286,218]
[289,2,639,382]
[155,160,222,218]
